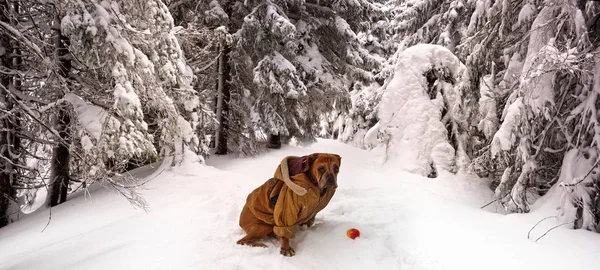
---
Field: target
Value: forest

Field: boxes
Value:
[1,0,600,237]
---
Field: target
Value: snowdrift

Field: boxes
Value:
[1,140,600,269]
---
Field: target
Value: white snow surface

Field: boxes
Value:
[1,139,599,270]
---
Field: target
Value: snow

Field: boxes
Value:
[296,42,340,88]
[516,4,536,26]
[113,82,142,110]
[575,9,586,38]
[519,5,559,116]
[499,52,523,95]
[477,75,499,139]
[64,93,117,142]
[177,115,195,144]
[491,97,522,156]
[335,16,357,39]
[266,4,296,39]
[1,139,599,269]
[363,121,380,147]
[554,148,599,231]
[376,44,465,175]
[206,0,228,21]
[253,51,307,98]
[271,51,297,73]
[467,0,486,34]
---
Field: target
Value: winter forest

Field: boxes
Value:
[2,0,600,268]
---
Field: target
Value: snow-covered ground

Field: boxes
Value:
[1,139,599,270]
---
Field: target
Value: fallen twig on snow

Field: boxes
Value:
[535,222,571,242]
[480,198,500,209]
[527,216,557,240]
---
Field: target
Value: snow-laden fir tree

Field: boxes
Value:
[54,0,207,207]
[326,0,392,147]
[176,0,381,156]
[354,0,600,232]
[0,0,22,227]
[0,0,69,225]
[389,0,469,52]
[488,0,599,217]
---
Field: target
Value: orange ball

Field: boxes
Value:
[347,228,360,239]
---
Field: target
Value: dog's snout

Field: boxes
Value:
[324,174,337,188]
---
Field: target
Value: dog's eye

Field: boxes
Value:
[333,165,339,173]
[318,166,326,173]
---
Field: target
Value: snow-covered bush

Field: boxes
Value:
[372,44,469,176]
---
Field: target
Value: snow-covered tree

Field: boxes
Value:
[61,1,192,160]
[0,0,22,227]
[327,0,392,147]
[486,0,590,213]
[0,0,65,225]
[175,0,381,156]
[390,0,469,52]
[367,44,469,177]
[327,0,600,235]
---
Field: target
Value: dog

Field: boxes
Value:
[236,153,341,256]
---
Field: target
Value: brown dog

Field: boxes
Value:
[236,153,341,256]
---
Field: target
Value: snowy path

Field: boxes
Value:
[1,140,599,270]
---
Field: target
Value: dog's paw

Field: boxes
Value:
[280,246,296,257]
[236,239,267,248]
[301,218,315,228]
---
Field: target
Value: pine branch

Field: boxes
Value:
[0,21,47,62]
[0,84,67,148]
[560,158,600,187]
[192,51,222,73]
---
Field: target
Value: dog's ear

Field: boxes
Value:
[302,153,319,172]
[333,154,341,164]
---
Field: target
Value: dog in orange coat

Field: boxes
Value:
[237,153,341,256]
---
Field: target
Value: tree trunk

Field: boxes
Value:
[0,0,19,227]
[47,15,72,207]
[267,134,282,149]
[48,107,71,207]
[209,61,220,149]
[213,1,235,155]
[214,44,231,155]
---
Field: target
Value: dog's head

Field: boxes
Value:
[302,153,341,189]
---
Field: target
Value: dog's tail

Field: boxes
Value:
[279,156,308,196]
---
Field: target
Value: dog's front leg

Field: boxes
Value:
[280,237,295,257]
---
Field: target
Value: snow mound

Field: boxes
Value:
[376,44,465,176]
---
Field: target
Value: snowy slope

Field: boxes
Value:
[1,139,599,270]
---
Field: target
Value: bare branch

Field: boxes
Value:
[527,216,557,240]
[535,222,571,242]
